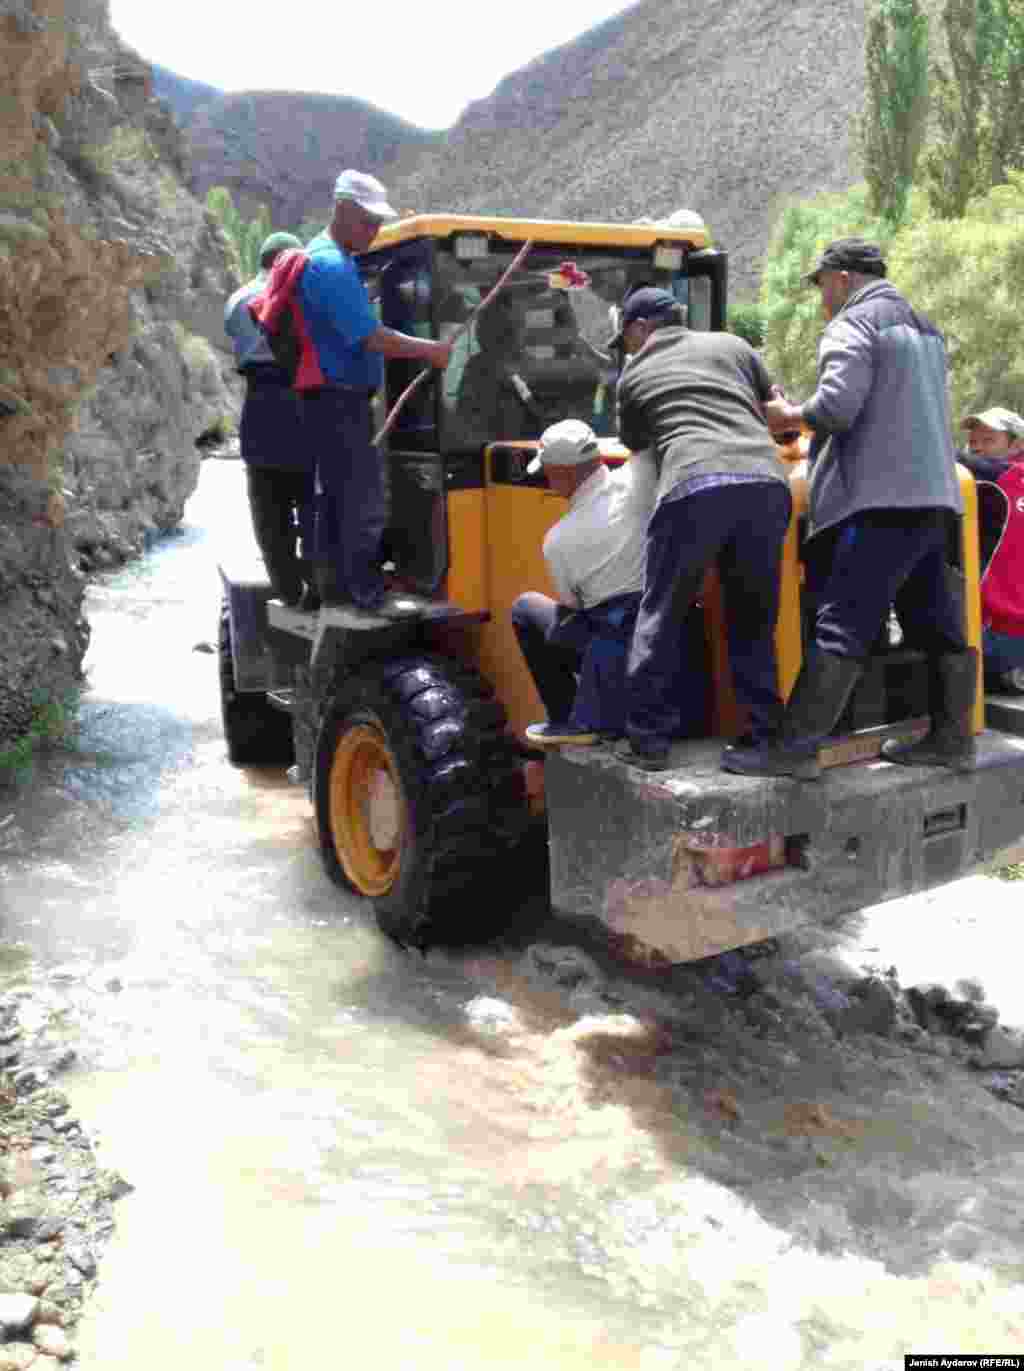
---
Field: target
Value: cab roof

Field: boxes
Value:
[363,213,712,254]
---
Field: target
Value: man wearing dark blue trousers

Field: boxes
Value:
[613,288,792,771]
[723,239,973,780]
[224,231,312,606]
[299,170,451,616]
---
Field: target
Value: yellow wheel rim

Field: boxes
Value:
[329,723,406,897]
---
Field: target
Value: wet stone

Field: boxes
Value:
[523,942,605,991]
[33,1324,72,1360]
[906,982,951,1034]
[0,1293,39,1335]
[64,1245,95,1279]
[0,1345,40,1370]
[3,1192,52,1239]
[971,1026,1024,1070]
[839,976,897,1038]
[12,1069,47,1096]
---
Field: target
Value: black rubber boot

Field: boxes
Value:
[721,651,865,780]
[880,648,978,771]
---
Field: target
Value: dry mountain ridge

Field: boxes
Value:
[181,88,442,231]
[157,0,868,290]
[392,0,868,293]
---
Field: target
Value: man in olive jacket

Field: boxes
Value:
[724,238,974,780]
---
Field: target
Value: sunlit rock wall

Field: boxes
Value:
[0,0,240,741]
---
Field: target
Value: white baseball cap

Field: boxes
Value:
[962,406,1024,439]
[526,420,600,475]
[333,169,397,220]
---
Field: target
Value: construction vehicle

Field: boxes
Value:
[218,213,1024,957]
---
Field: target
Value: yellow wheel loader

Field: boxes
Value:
[218,213,1024,953]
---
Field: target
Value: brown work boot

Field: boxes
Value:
[880,648,978,772]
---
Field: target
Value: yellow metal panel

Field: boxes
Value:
[957,464,985,734]
[365,214,710,254]
[479,481,567,738]
[444,488,488,613]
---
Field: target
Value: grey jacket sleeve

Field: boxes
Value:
[615,370,651,453]
[801,315,875,434]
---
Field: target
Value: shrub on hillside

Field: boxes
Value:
[726,299,766,349]
[888,174,1024,418]
[760,175,1024,419]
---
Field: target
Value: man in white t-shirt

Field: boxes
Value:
[511,419,658,745]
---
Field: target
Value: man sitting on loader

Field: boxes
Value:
[957,406,1024,688]
[512,419,661,746]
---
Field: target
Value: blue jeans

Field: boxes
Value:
[805,509,967,660]
[627,481,792,753]
[302,387,386,608]
[983,626,1024,676]
[511,591,641,734]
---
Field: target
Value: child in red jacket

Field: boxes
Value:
[958,407,1024,690]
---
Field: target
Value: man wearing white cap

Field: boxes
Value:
[512,420,662,745]
[298,170,452,615]
[958,406,1024,688]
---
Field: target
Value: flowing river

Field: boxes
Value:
[1,455,1024,1369]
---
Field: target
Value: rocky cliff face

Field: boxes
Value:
[183,90,441,231]
[0,0,240,745]
[392,0,867,295]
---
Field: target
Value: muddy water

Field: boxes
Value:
[2,456,1024,1369]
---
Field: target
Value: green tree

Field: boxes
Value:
[888,172,1024,416]
[922,0,1024,217]
[726,299,766,349]
[205,187,274,280]
[860,0,930,227]
[759,185,890,399]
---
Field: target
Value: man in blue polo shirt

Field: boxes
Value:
[299,169,451,615]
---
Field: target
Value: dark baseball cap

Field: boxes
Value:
[804,238,887,285]
[607,286,680,347]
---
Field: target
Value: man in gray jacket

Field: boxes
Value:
[724,238,974,779]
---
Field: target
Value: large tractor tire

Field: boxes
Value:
[218,598,295,766]
[315,655,530,945]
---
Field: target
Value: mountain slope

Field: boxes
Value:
[184,90,442,229]
[151,63,222,122]
[392,0,867,292]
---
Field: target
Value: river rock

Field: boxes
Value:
[906,982,951,1034]
[3,1191,51,1239]
[0,1346,40,1371]
[971,1027,1024,1070]
[523,943,604,992]
[839,976,897,1037]
[65,1245,96,1280]
[0,1293,39,1336]
[33,1324,72,1360]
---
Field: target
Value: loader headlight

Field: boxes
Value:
[652,241,685,272]
[453,233,490,261]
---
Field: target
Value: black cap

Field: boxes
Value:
[607,286,679,348]
[804,237,887,285]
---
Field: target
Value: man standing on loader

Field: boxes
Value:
[724,238,973,780]
[298,170,452,616]
[224,231,312,607]
[613,288,792,772]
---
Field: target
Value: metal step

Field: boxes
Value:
[986,691,1024,738]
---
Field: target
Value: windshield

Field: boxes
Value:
[434,245,705,453]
